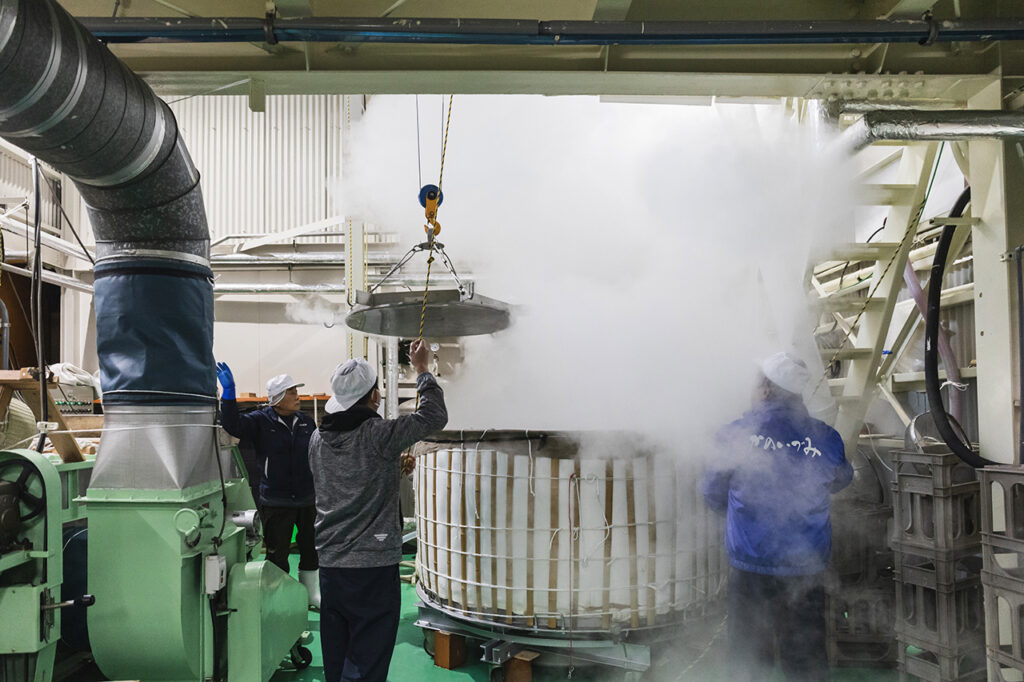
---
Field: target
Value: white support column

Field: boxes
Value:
[968,79,1024,464]
[342,94,371,362]
[385,336,399,419]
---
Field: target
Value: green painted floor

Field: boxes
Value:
[272,555,899,682]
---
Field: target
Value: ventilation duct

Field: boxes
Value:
[0,0,215,488]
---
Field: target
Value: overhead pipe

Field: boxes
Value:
[77,16,1024,46]
[841,110,1024,150]
[0,261,94,294]
[210,252,395,267]
[0,215,93,263]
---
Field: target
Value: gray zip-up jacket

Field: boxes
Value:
[308,372,447,568]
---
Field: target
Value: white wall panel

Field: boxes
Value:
[169,94,346,243]
[170,96,266,240]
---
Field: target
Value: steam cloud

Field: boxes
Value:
[336,95,856,448]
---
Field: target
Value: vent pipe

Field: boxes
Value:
[840,109,1024,150]
[0,0,216,488]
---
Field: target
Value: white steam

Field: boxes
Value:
[337,95,856,445]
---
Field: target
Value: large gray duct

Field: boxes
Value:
[0,0,217,488]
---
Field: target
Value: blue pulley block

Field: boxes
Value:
[418,184,444,208]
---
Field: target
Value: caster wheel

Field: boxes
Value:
[290,645,312,670]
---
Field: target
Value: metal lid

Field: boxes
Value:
[344,288,511,337]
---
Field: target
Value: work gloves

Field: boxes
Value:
[216,362,236,400]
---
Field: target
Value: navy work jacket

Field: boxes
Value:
[702,399,853,576]
[220,401,316,508]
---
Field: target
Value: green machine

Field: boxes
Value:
[0,449,92,682]
[83,404,310,682]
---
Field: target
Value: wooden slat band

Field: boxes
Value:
[625,460,639,628]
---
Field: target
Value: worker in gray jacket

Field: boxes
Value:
[308,338,447,682]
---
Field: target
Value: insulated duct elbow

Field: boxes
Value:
[840,109,1024,150]
[0,0,214,405]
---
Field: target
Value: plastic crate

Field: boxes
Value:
[898,641,987,682]
[832,502,895,588]
[891,457,981,553]
[829,634,900,669]
[828,584,898,668]
[893,450,978,492]
[893,543,983,589]
[989,659,1024,682]
[894,573,985,652]
[984,533,1024,591]
[982,568,1024,674]
[981,466,1024,538]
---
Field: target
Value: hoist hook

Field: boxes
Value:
[419,184,443,238]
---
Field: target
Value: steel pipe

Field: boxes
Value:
[0,216,93,263]
[77,16,1024,46]
[210,252,395,267]
[841,110,1024,150]
[0,260,94,293]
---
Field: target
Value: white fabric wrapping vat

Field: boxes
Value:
[414,432,727,634]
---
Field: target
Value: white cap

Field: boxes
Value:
[267,373,304,406]
[760,352,811,395]
[325,359,377,414]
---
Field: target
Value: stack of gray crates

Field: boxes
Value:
[891,449,986,682]
[980,465,1024,681]
[827,500,898,669]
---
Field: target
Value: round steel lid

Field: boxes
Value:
[344,289,511,337]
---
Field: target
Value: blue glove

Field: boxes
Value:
[216,362,236,400]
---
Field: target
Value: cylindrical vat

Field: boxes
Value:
[414,431,727,635]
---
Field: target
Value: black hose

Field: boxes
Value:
[925,186,994,467]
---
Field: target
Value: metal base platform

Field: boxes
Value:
[415,600,658,676]
[344,288,511,338]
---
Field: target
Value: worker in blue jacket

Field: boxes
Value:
[218,363,320,608]
[702,352,853,682]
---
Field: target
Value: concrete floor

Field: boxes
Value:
[53,551,901,681]
[272,555,901,682]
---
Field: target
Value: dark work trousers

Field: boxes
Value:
[320,564,401,682]
[260,505,319,574]
[727,568,828,682]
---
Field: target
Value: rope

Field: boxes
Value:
[815,143,943,395]
[415,96,453,408]
[813,190,928,396]
[437,95,454,191]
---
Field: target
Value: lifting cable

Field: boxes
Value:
[414,95,453,408]
[417,94,454,343]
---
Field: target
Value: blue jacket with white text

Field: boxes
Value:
[701,399,853,576]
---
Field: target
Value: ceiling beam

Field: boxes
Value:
[592,0,633,22]
[874,0,941,19]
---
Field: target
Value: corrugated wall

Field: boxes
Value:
[168,95,345,243]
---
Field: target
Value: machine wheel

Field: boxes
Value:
[290,645,312,670]
[0,459,44,521]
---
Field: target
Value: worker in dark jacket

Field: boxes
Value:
[702,352,853,682]
[308,339,447,682]
[217,364,320,607]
